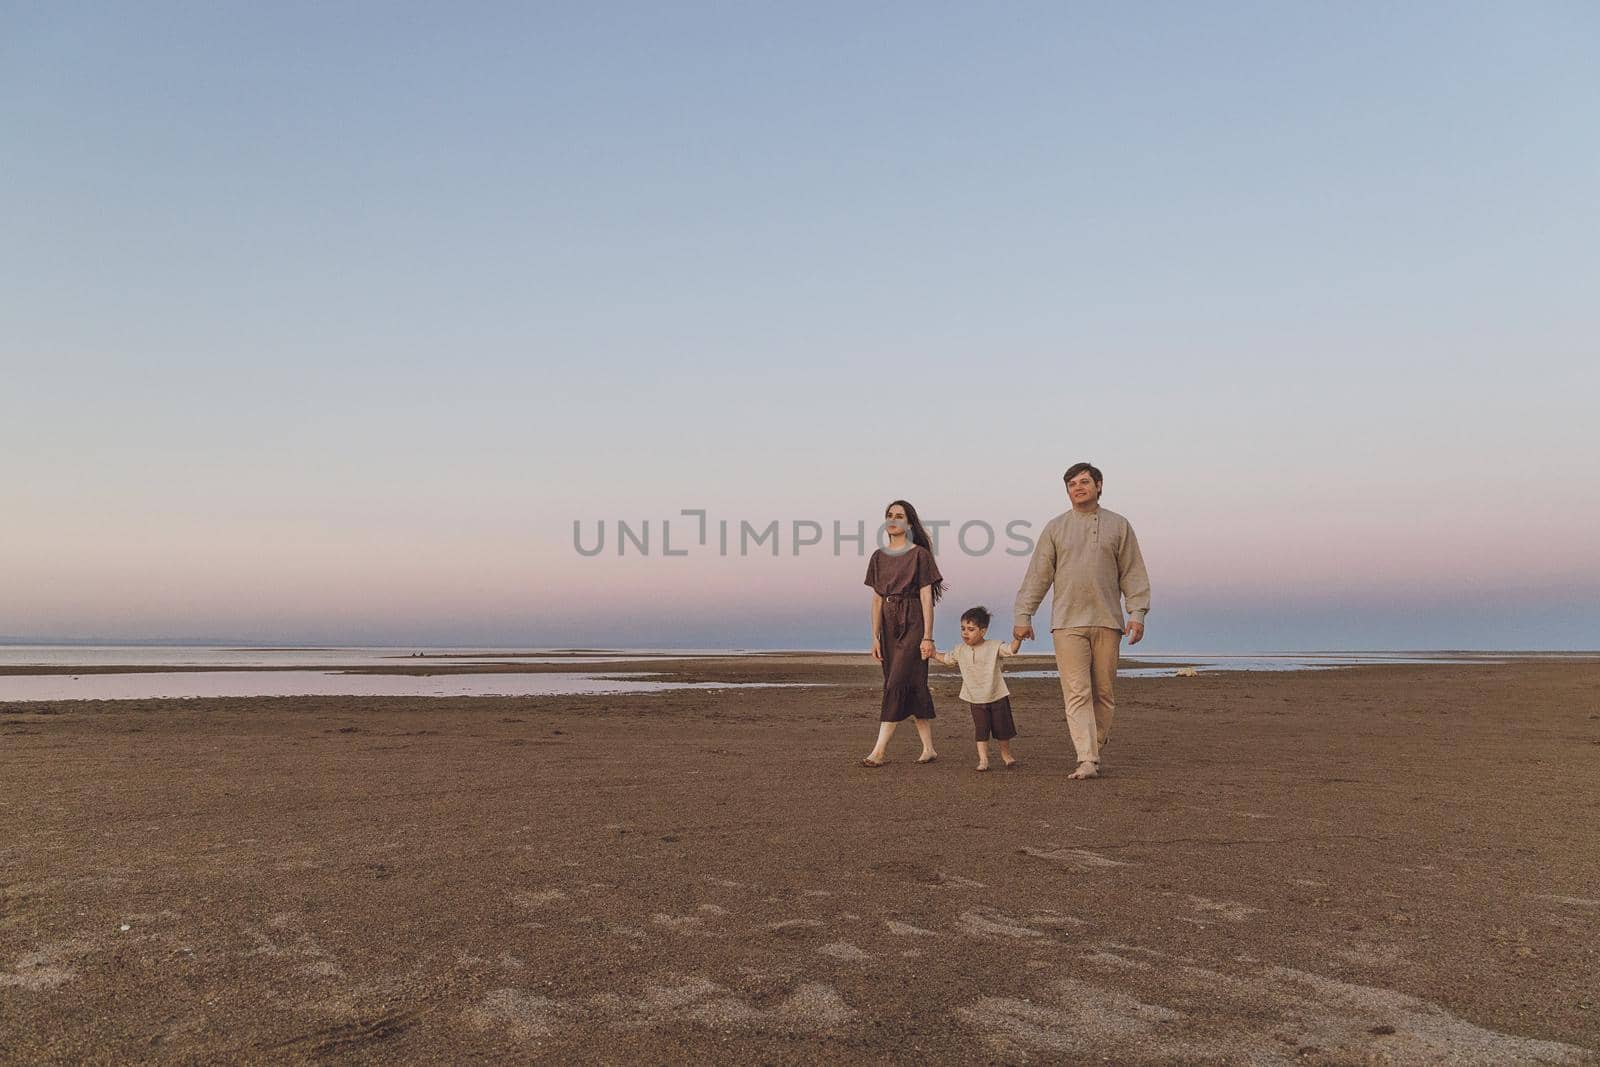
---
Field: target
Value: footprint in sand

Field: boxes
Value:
[1186,896,1263,922]
[957,978,1183,1059]
[470,974,854,1039]
[300,960,345,979]
[604,923,648,941]
[246,913,334,964]
[936,871,987,889]
[0,939,94,991]
[510,889,568,909]
[767,919,825,938]
[1080,949,1150,970]
[960,946,1591,1065]
[958,908,1048,941]
[817,941,871,962]
[1018,846,1129,871]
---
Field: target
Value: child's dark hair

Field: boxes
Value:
[960,605,992,629]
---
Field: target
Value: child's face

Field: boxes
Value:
[960,619,986,645]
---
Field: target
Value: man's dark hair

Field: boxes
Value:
[960,605,992,629]
[1063,462,1103,489]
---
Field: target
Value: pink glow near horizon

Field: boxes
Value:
[8,498,1596,643]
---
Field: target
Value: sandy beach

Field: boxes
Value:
[2,655,1597,1064]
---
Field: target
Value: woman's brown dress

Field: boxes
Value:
[864,544,943,722]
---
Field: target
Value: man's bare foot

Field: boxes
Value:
[1068,761,1099,779]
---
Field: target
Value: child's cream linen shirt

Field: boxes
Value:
[936,638,1016,704]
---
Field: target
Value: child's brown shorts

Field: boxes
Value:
[969,696,1017,742]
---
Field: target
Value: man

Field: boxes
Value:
[1013,462,1151,780]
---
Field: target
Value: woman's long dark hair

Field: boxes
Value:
[886,499,946,605]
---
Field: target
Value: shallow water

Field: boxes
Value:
[0,671,821,703]
[1015,652,1511,680]
[0,647,1583,701]
[0,645,762,670]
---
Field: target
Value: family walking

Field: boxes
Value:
[860,463,1152,779]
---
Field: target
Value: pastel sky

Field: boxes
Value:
[4,3,1597,650]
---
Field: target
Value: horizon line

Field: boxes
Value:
[2,637,1597,656]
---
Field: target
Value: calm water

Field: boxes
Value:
[0,646,800,702]
[0,670,819,702]
[0,646,1586,702]
[1017,652,1519,680]
[0,645,760,670]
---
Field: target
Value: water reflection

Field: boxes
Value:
[0,671,821,703]
[1014,652,1509,680]
[0,645,762,670]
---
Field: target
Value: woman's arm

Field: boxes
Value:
[919,583,935,659]
[870,593,884,661]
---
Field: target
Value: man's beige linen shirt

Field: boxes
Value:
[1013,506,1151,632]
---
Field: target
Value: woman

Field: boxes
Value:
[861,499,946,767]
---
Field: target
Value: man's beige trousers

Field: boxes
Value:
[1052,626,1122,764]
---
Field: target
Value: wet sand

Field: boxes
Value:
[2,656,1597,1064]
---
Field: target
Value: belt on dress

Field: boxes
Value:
[881,593,920,640]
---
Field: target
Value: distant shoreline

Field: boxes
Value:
[1,639,1597,655]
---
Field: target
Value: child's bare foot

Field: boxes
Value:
[1003,759,1020,770]
[1068,761,1099,779]
[975,760,990,772]
[861,752,888,767]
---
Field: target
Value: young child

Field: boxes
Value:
[931,606,1023,772]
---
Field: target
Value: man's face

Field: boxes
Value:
[1066,471,1101,506]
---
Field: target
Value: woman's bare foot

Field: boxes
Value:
[1068,761,1099,779]
[916,751,938,764]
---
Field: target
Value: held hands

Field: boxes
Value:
[1013,624,1034,643]
[920,638,935,661]
[1125,619,1145,645]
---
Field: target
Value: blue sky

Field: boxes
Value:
[3,3,1597,649]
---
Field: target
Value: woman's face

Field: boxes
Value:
[884,504,910,536]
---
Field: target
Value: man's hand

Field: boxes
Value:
[1124,620,1145,645]
[1013,624,1034,643]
